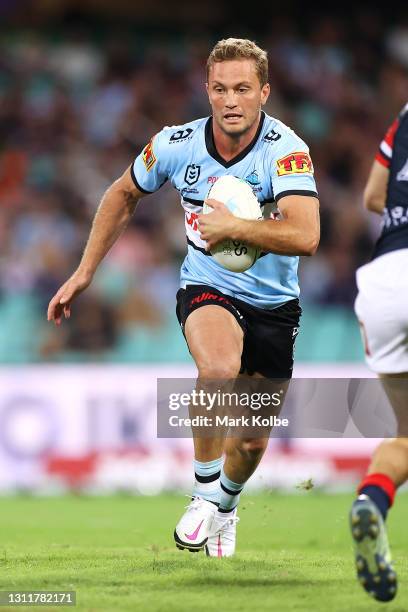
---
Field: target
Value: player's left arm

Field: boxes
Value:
[243,194,319,255]
[200,195,319,256]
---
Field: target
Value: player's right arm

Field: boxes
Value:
[363,160,389,214]
[364,116,400,214]
[47,166,144,325]
[48,130,170,325]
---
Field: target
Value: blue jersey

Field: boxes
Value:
[373,103,408,260]
[131,111,317,309]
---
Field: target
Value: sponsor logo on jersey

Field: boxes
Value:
[181,187,199,195]
[169,128,194,143]
[276,152,313,176]
[207,176,219,184]
[245,169,261,186]
[263,129,281,143]
[397,158,408,181]
[184,164,201,186]
[186,211,199,232]
[142,138,156,172]
[382,206,408,228]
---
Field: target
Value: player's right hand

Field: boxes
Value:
[47,271,93,326]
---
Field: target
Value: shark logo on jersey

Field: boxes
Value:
[397,158,408,181]
[170,128,194,143]
[245,169,261,186]
[184,164,201,186]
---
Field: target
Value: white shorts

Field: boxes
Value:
[354,249,408,373]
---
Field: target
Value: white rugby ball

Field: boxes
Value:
[204,175,262,272]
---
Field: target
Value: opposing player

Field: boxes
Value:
[47,39,320,557]
[350,103,408,601]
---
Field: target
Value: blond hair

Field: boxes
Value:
[206,38,268,86]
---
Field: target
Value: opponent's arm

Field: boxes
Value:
[199,195,320,256]
[363,160,389,214]
[47,166,144,325]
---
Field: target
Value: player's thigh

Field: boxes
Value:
[185,305,244,377]
[238,299,301,379]
[355,252,408,373]
[380,372,408,436]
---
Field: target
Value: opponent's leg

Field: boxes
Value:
[174,305,244,552]
[350,372,408,602]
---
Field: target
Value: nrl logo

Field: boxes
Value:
[184,164,201,186]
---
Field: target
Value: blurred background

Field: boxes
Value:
[1,0,408,494]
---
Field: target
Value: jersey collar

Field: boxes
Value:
[205,111,265,168]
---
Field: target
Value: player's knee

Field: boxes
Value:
[377,438,408,453]
[197,359,241,380]
[238,438,269,459]
[393,437,408,449]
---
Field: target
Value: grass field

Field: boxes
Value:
[0,493,407,611]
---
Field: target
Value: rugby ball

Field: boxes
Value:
[203,175,262,273]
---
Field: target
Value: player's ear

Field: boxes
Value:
[205,82,212,105]
[261,83,270,106]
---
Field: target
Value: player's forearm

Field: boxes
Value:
[77,181,139,277]
[232,218,319,256]
[363,192,386,215]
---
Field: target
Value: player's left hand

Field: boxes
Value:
[198,199,240,250]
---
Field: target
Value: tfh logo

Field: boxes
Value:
[276,152,313,176]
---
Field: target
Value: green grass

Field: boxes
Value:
[0,493,407,611]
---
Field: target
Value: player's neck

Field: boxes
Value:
[212,113,262,162]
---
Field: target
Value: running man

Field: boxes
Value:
[48,38,320,557]
[350,103,408,601]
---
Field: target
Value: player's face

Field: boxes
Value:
[206,59,270,138]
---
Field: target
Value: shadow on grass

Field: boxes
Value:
[175,575,343,588]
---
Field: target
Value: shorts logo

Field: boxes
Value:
[189,292,243,320]
[170,128,193,142]
[142,138,157,172]
[276,152,313,176]
[190,292,231,307]
[184,164,201,186]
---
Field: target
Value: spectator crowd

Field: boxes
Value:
[1,10,408,360]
